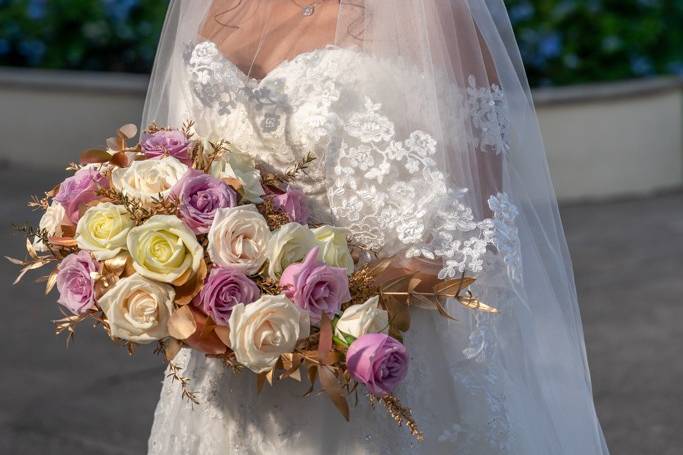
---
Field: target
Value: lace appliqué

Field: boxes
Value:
[186,42,289,134]
[488,192,522,283]
[466,75,511,155]
[328,97,447,253]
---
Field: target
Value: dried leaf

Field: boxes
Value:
[26,238,38,259]
[45,269,58,295]
[174,259,207,305]
[103,252,129,275]
[214,325,230,347]
[81,149,112,164]
[49,236,78,247]
[432,297,457,321]
[367,258,392,276]
[433,277,476,297]
[60,224,76,238]
[110,151,129,168]
[383,296,411,332]
[319,366,350,421]
[317,313,333,365]
[304,364,318,397]
[106,137,119,150]
[256,372,268,394]
[457,296,498,313]
[5,256,25,266]
[164,338,183,361]
[167,306,197,340]
[119,123,138,139]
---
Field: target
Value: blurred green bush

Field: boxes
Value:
[1,0,682,87]
[507,0,683,86]
[0,0,167,73]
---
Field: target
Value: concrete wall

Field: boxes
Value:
[0,68,147,169]
[0,67,681,201]
[534,78,683,201]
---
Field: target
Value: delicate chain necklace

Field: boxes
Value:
[291,0,323,17]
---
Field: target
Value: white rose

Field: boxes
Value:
[76,202,134,260]
[266,222,316,278]
[207,205,271,275]
[127,215,203,283]
[111,156,188,206]
[33,202,66,252]
[228,295,310,373]
[335,296,389,340]
[98,273,175,343]
[312,225,355,274]
[210,150,265,203]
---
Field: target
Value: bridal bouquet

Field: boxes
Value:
[8,122,494,440]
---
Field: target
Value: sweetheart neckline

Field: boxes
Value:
[196,40,345,84]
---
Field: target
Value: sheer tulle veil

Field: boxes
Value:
[143,1,609,453]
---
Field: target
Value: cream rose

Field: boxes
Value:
[312,225,355,274]
[76,202,134,260]
[335,296,389,340]
[266,222,316,278]
[111,156,188,206]
[127,215,203,283]
[228,295,310,373]
[33,202,66,252]
[207,205,271,275]
[98,273,175,343]
[210,150,265,203]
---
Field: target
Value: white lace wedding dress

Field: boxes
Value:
[147,41,525,455]
[142,0,613,448]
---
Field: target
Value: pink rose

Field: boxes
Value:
[54,167,108,223]
[194,267,260,326]
[56,251,100,315]
[346,333,408,396]
[272,185,310,224]
[280,247,350,323]
[172,169,237,234]
[140,130,192,165]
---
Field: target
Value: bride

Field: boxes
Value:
[144,1,609,454]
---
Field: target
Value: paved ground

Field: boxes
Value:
[0,163,680,454]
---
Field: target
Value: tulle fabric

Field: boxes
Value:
[143,1,609,454]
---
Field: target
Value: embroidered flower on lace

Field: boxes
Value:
[404,193,496,278]
[186,42,289,135]
[466,75,511,155]
[488,192,522,283]
[328,97,447,253]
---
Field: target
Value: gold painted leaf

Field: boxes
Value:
[214,325,230,347]
[119,123,138,139]
[256,372,268,394]
[110,151,129,168]
[174,259,207,306]
[433,277,476,297]
[164,338,183,361]
[383,296,411,332]
[5,256,25,266]
[81,149,112,164]
[26,238,38,259]
[317,313,333,365]
[106,137,119,151]
[49,236,78,247]
[319,366,350,421]
[45,270,58,295]
[457,296,498,313]
[167,306,197,340]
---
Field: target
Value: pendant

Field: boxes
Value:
[302,5,315,16]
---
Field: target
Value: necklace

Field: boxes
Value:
[291,0,323,17]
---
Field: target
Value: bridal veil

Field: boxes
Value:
[143,1,609,453]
